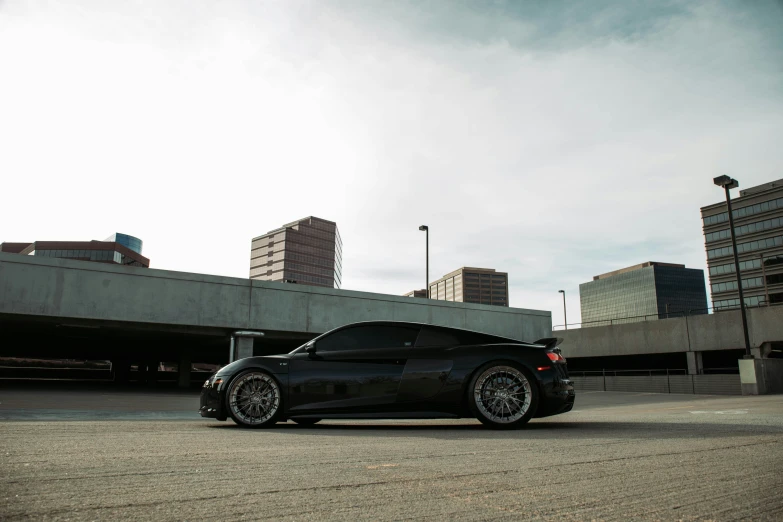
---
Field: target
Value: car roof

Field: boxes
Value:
[320,320,534,346]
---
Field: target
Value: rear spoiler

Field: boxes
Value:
[533,338,564,350]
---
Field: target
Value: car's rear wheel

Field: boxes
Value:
[226,370,282,428]
[291,418,321,426]
[469,363,538,429]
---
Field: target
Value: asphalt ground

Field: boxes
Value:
[1,385,782,521]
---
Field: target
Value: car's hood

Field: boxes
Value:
[215,354,292,377]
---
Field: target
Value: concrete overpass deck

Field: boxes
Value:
[0,253,552,384]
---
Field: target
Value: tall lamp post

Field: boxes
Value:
[418,225,429,298]
[713,175,752,358]
[558,290,567,330]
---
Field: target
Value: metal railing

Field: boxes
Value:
[568,367,738,378]
[568,367,741,394]
[569,368,686,377]
[553,301,782,331]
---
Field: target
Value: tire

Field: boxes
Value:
[468,362,539,430]
[225,370,283,428]
[292,418,321,426]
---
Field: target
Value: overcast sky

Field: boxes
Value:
[2,0,782,327]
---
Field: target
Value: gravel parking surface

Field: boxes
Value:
[1,389,782,520]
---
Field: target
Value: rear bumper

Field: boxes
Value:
[535,378,575,418]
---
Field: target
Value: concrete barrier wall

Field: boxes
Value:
[668,376,695,394]
[556,306,783,358]
[572,376,604,392]
[0,253,552,341]
[685,311,744,354]
[693,375,741,395]
[605,376,670,393]
[0,253,252,329]
[571,375,742,395]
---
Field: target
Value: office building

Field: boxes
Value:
[104,233,143,255]
[249,216,342,288]
[403,289,428,298]
[427,267,509,307]
[1,233,149,267]
[701,178,783,310]
[0,243,31,254]
[579,262,707,327]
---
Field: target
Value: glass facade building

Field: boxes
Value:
[579,262,707,327]
[425,267,509,307]
[701,178,783,310]
[104,233,143,255]
[249,216,342,289]
[1,237,150,268]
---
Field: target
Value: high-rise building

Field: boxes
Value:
[579,262,707,327]
[1,233,149,267]
[701,178,783,310]
[427,267,509,307]
[403,289,428,298]
[249,216,342,288]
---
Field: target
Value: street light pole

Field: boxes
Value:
[713,175,752,358]
[419,225,429,298]
[558,290,567,330]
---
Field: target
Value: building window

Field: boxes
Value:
[711,277,764,294]
[707,234,783,259]
[713,295,766,310]
[703,196,783,226]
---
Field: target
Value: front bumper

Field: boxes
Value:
[200,378,227,420]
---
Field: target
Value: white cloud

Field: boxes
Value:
[1,0,782,329]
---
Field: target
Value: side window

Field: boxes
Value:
[317,326,420,352]
[415,327,460,348]
[316,328,363,352]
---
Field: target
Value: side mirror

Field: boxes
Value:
[304,341,316,354]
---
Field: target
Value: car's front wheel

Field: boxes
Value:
[226,370,282,428]
[469,363,538,429]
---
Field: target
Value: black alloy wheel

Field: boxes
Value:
[291,418,321,426]
[226,370,282,428]
[468,362,538,429]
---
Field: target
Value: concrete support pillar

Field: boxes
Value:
[686,351,703,375]
[147,359,158,386]
[756,342,773,359]
[740,358,783,395]
[136,360,148,383]
[235,337,254,360]
[111,359,130,384]
[178,354,192,388]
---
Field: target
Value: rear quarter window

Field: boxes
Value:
[415,327,514,347]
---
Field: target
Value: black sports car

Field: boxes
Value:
[200,321,574,429]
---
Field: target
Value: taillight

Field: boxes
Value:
[546,351,566,363]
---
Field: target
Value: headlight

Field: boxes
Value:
[203,375,223,389]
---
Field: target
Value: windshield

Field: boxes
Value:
[288,341,311,355]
